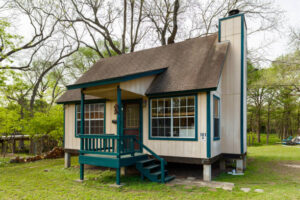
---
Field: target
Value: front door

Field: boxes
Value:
[123,101,141,151]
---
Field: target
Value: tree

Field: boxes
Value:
[247,62,266,143]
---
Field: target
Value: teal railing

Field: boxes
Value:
[79,134,167,183]
[79,134,136,156]
[133,137,166,183]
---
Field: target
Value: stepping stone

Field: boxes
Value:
[109,183,125,188]
[254,189,264,193]
[222,186,233,191]
[187,177,196,181]
[241,188,251,192]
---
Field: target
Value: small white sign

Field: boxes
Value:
[200,133,206,141]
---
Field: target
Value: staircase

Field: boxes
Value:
[136,157,175,183]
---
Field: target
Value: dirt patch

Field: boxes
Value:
[168,178,234,191]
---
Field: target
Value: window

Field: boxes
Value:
[125,104,140,129]
[76,103,105,135]
[213,96,220,140]
[150,96,196,139]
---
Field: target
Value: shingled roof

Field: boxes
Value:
[57,33,229,103]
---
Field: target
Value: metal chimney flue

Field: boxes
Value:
[228,9,240,16]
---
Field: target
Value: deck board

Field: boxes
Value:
[79,153,148,168]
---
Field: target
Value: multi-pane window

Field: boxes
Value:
[213,96,220,139]
[76,103,105,135]
[151,96,196,138]
[125,104,140,129]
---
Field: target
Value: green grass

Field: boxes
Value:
[247,133,281,146]
[1,145,300,200]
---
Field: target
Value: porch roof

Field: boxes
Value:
[57,33,229,104]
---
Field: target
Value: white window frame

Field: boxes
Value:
[150,95,196,139]
[76,103,105,135]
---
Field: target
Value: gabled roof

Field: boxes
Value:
[57,33,229,103]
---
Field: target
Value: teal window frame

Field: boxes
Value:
[148,94,198,141]
[75,100,106,138]
[213,95,220,141]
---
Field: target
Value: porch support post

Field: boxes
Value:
[236,159,244,173]
[116,86,122,185]
[220,159,226,171]
[80,90,85,181]
[117,86,122,138]
[65,152,71,168]
[203,164,212,181]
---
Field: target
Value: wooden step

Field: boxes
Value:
[144,164,160,171]
[137,159,155,165]
[151,170,168,176]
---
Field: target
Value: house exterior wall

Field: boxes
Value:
[210,76,222,158]
[64,101,117,150]
[64,92,208,159]
[143,92,207,159]
[120,75,155,95]
[219,14,247,155]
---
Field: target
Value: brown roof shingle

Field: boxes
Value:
[57,34,229,103]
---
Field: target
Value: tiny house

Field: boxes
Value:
[57,11,247,184]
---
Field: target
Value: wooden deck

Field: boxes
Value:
[79,152,148,168]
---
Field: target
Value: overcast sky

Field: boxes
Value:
[255,0,300,61]
[4,0,300,68]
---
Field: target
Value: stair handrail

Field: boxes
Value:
[133,137,166,183]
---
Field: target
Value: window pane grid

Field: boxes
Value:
[151,96,195,138]
[213,97,220,139]
[76,103,105,135]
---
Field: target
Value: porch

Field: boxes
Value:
[78,85,175,185]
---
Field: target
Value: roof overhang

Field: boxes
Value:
[67,68,167,90]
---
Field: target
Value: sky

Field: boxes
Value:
[3,0,300,68]
[255,0,300,61]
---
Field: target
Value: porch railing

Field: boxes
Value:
[79,134,167,183]
[79,134,136,157]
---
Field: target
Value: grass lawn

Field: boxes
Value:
[1,145,300,200]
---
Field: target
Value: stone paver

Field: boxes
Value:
[254,189,264,193]
[241,188,251,193]
[187,177,196,180]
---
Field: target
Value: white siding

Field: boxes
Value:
[219,15,247,154]
[64,101,117,150]
[120,76,155,95]
[143,93,207,158]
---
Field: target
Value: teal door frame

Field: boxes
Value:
[122,99,143,153]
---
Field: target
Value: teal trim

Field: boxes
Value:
[79,91,85,180]
[80,92,85,136]
[63,105,65,148]
[79,154,148,168]
[240,14,245,154]
[148,94,198,141]
[117,86,122,160]
[75,100,106,138]
[147,88,216,97]
[80,164,84,180]
[57,99,106,105]
[67,68,167,90]
[213,95,220,141]
[206,91,211,158]
[122,99,143,152]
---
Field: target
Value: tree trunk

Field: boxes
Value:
[256,111,261,143]
[266,103,271,144]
